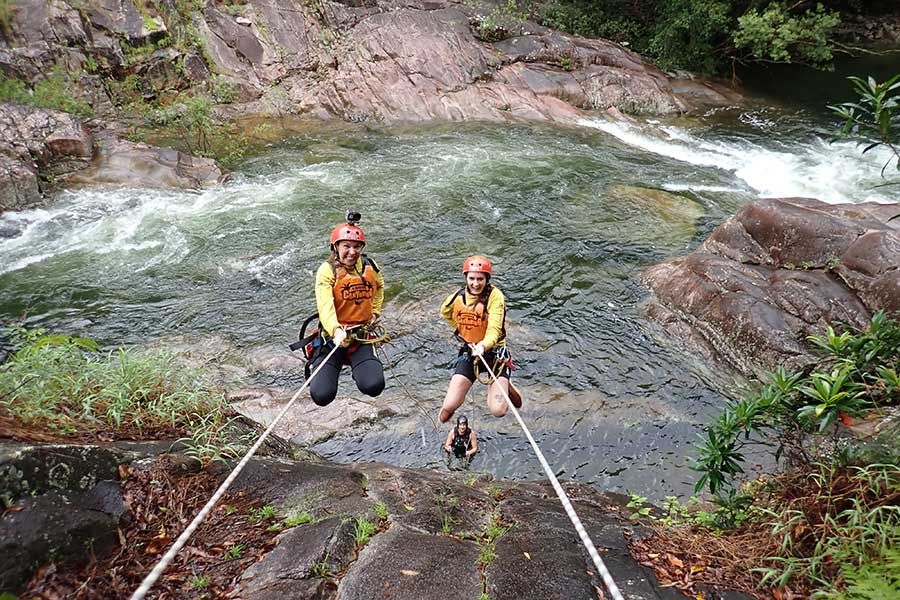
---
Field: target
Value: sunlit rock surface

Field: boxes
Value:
[643,198,900,375]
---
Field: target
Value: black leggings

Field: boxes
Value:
[309,343,385,406]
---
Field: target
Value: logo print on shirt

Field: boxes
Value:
[340,279,373,304]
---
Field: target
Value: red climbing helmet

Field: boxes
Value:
[330,224,365,246]
[462,255,492,276]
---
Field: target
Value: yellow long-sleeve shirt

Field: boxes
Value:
[440,286,506,349]
[315,258,384,336]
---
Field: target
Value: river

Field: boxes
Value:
[1,79,896,500]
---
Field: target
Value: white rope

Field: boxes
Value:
[130,342,343,600]
[475,353,626,600]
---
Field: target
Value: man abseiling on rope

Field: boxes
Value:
[439,255,522,423]
[307,211,386,406]
[444,414,478,467]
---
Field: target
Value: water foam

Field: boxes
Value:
[0,166,330,277]
[579,117,896,203]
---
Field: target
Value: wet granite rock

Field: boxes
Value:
[229,459,710,600]
[0,443,132,503]
[0,482,125,593]
[0,102,93,211]
[3,437,755,599]
[3,0,743,149]
[65,134,227,190]
[643,198,900,375]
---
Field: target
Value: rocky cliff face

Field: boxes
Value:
[0,0,742,211]
[2,441,702,599]
[642,198,900,375]
[1,0,741,125]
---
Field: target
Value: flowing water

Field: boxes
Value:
[1,100,896,500]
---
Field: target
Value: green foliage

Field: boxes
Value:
[310,555,333,578]
[123,35,172,68]
[225,543,245,559]
[353,516,377,547]
[144,95,262,167]
[536,0,851,75]
[210,75,239,104]
[1,327,241,467]
[190,575,211,589]
[752,464,900,593]
[830,74,900,176]
[441,513,459,535]
[372,502,389,521]
[470,0,527,42]
[733,2,840,67]
[0,0,14,41]
[476,510,508,567]
[538,0,648,44]
[284,512,314,527]
[0,74,30,104]
[824,543,900,600]
[687,312,900,595]
[626,493,653,519]
[0,69,93,117]
[248,505,277,524]
[694,311,900,497]
[649,0,731,75]
[179,412,249,465]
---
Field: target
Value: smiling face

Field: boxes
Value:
[335,240,364,267]
[465,272,487,295]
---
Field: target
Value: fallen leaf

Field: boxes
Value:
[144,533,170,555]
[118,464,131,479]
[523,552,531,560]
[667,553,684,569]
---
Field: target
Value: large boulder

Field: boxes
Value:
[3,0,741,128]
[0,102,93,211]
[642,198,900,375]
[0,104,227,211]
[197,0,740,124]
[231,458,688,600]
[65,134,227,190]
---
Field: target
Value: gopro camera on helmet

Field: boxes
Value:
[346,210,362,226]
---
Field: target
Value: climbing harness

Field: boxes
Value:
[472,344,512,385]
[473,353,625,600]
[129,341,346,600]
[290,314,388,379]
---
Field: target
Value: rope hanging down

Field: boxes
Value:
[475,353,626,600]
[129,342,344,600]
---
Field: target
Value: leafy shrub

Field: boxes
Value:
[695,311,900,496]
[685,312,900,595]
[0,327,231,451]
[0,69,93,117]
[648,0,731,75]
[830,73,900,176]
[471,0,527,42]
[733,2,840,67]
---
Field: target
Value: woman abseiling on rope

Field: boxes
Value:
[307,211,386,406]
[439,255,522,423]
[444,414,477,467]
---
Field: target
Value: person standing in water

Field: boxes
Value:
[444,414,477,466]
[308,211,386,406]
[438,255,521,424]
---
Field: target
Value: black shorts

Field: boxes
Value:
[452,349,510,383]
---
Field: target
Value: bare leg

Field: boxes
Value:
[440,374,473,423]
[487,376,510,417]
